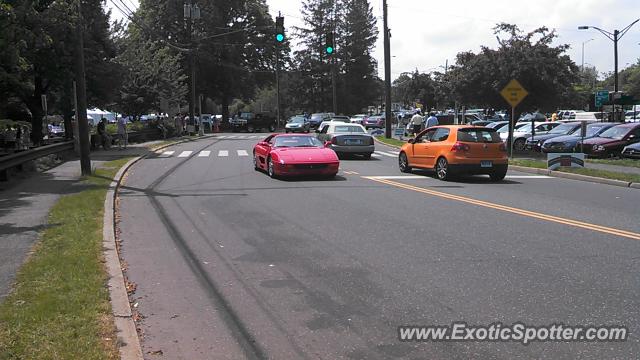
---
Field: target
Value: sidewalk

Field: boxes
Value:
[0,142,159,299]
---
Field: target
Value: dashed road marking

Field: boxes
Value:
[218,150,229,157]
[198,151,211,157]
[178,151,192,158]
[237,150,249,157]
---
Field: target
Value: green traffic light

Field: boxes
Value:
[276,33,284,42]
[326,46,334,54]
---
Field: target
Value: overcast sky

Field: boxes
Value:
[108,0,640,80]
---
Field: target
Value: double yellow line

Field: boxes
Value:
[365,177,640,241]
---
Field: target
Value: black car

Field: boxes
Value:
[525,122,582,152]
[229,112,277,132]
[622,142,640,159]
[541,123,617,153]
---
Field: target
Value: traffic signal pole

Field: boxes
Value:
[383,0,392,138]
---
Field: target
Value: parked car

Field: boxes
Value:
[285,115,310,133]
[518,112,547,123]
[560,110,584,121]
[309,113,332,129]
[363,114,385,129]
[573,112,607,122]
[541,123,617,153]
[581,123,640,158]
[350,114,366,124]
[621,142,640,159]
[316,123,374,159]
[398,125,508,181]
[499,122,561,151]
[229,112,276,132]
[331,115,351,122]
[253,134,339,178]
[486,121,509,130]
[47,123,65,138]
[626,110,640,122]
[525,122,582,152]
[471,120,494,127]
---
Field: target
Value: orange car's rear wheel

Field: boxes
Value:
[435,157,450,181]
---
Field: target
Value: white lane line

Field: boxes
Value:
[506,175,552,179]
[217,135,228,139]
[198,151,211,157]
[159,151,175,157]
[237,150,249,157]
[218,150,229,157]
[374,151,397,157]
[178,151,193,158]
[389,151,400,155]
[227,135,238,139]
[371,153,382,158]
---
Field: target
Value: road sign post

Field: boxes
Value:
[500,79,528,158]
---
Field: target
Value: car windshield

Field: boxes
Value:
[586,124,611,137]
[457,128,502,143]
[549,124,577,134]
[334,125,365,133]
[273,136,323,148]
[310,114,323,120]
[599,126,630,140]
[289,117,305,124]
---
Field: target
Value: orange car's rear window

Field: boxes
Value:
[457,129,502,143]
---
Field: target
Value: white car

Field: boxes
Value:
[317,118,351,131]
[350,114,366,124]
[499,122,561,151]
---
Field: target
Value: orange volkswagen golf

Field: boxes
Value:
[398,125,509,181]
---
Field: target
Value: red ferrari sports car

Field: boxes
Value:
[253,134,340,178]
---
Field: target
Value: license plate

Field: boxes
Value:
[345,139,362,145]
[480,161,493,168]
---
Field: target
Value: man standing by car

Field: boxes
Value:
[425,112,439,128]
[97,118,110,149]
[410,110,424,135]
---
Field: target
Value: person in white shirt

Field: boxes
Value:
[117,117,128,149]
[410,110,424,135]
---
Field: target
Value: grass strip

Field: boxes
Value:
[510,158,640,183]
[0,157,133,360]
[586,158,640,169]
[374,136,406,148]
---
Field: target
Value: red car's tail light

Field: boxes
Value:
[451,141,470,152]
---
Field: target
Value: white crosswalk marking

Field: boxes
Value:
[217,135,228,139]
[374,151,396,157]
[371,153,382,158]
[178,151,192,158]
[389,151,400,155]
[218,150,229,157]
[198,151,211,157]
[228,135,238,139]
[159,151,174,157]
[237,150,249,157]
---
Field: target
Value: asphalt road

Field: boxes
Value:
[119,133,640,359]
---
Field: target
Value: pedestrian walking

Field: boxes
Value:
[410,110,424,136]
[425,112,439,128]
[97,117,111,149]
[117,116,128,149]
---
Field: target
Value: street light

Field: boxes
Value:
[581,38,594,71]
[578,19,639,93]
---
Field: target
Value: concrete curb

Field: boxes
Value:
[509,165,637,189]
[104,156,144,360]
[104,136,216,359]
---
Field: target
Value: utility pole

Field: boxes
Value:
[75,0,91,175]
[383,0,392,138]
[331,40,337,115]
[184,1,200,133]
[275,42,281,130]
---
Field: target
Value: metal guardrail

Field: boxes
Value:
[0,141,74,172]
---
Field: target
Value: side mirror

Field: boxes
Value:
[324,141,332,147]
[407,138,415,144]
[257,141,269,147]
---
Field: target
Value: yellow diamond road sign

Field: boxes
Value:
[500,79,528,108]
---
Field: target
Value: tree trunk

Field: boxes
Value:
[28,77,44,145]
[221,95,229,130]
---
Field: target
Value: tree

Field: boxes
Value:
[447,23,580,114]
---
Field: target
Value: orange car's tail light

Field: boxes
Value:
[451,141,470,152]
[499,143,507,152]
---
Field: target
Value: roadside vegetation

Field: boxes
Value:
[0,158,133,360]
[510,158,640,183]
[586,158,640,169]
[375,136,406,148]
